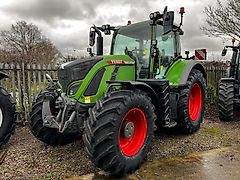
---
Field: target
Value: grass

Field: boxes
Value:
[203,127,229,137]
[14,82,48,114]
[44,172,59,180]
[222,141,233,147]
[206,84,218,105]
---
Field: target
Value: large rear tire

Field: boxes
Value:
[178,69,206,133]
[0,86,16,147]
[29,89,79,145]
[83,90,156,175]
[218,80,234,121]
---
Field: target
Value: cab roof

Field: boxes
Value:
[116,20,179,40]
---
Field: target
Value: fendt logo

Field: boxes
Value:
[107,60,135,65]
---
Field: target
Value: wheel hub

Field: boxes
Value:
[119,108,147,157]
[188,83,202,121]
[123,121,135,139]
[0,108,3,128]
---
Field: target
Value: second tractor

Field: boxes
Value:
[219,41,240,121]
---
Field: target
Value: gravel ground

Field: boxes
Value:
[0,106,240,180]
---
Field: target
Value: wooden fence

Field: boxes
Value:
[0,61,229,121]
[203,61,229,88]
[0,63,57,121]
[203,61,229,104]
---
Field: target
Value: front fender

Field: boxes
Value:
[107,80,161,110]
[0,71,8,80]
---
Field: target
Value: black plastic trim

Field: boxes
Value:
[58,56,103,92]
[84,68,105,96]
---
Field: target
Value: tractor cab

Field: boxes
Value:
[88,6,185,79]
[111,20,182,79]
[221,43,240,82]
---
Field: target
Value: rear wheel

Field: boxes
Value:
[29,89,79,145]
[178,69,206,133]
[218,80,234,121]
[83,90,156,175]
[0,86,16,147]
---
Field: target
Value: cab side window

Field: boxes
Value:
[156,33,175,67]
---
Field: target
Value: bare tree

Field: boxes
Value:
[202,0,240,40]
[28,40,59,64]
[0,49,19,63]
[0,21,60,64]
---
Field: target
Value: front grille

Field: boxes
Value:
[58,56,103,92]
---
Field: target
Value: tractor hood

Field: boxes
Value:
[58,56,103,92]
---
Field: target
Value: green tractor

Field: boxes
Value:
[29,7,206,175]
[219,42,240,121]
[0,71,16,147]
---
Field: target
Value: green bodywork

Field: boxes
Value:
[65,57,191,105]
[60,20,201,106]
[68,55,135,104]
[165,59,188,86]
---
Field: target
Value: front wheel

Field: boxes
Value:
[29,89,79,145]
[83,90,156,175]
[218,80,234,121]
[178,69,206,133]
[0,86,16,147]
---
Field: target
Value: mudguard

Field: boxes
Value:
[179,61,206,86]
[220,77,235,82]
[107,80,161,109]
[165,59,206,87]
[0,71,8,80]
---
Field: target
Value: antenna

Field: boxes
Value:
[179,7,185,27]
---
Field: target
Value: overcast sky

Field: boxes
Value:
[0,0,229,57]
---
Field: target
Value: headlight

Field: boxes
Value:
[68,82,81,95]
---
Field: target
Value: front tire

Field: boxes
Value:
[29,89,79,145]
[218,80,234,121]
[0,86,16,147]
[83,90,156,175]
[178,69,206,133]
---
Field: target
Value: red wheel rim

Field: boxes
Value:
[188,83,202,121]
[119,108,147,157]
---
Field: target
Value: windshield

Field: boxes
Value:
[112,20,151,55]
[112,21,174,58]
[112,20,175,79]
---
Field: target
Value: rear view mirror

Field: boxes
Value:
[89,30,96,46]
[162,7,174,35]
[162,35,169,41]
[87,47,92,52]
[222,48,227,56]
[87,47,94,57]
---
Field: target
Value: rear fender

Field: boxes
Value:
[179,61,206,86]
[220,78,235,83]
[165,59,206,87]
